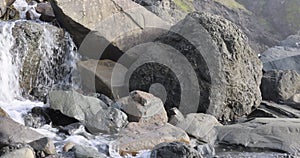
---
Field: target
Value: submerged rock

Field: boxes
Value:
[49,90,128,134]
[116,90,168,124]
[150,142,202,158]
[116,122,190,156]
[216,118,300,155]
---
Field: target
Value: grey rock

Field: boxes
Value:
[0,117,44,148]
[11,21,73,100]
[117,90,168,124]
[216,118,300,155]
[49,90,128,134]
[195,144,215,157]
[74,145,106,158]
[128,12,262,121]
[29,137,56,155]
[176,113,222,144]
[260,46,300,74]
[285,93,300,110]
[249,101,300,118]
[260,70,300,103]
[49,0,170,57]
[24,107,51,128]
[150,142,203,158]
[36,2,55,22]
[116,122,190,156]
[0,147,35,158]
[168,107,185,126]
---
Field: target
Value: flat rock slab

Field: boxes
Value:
[0,117,44,148]
[115,123,190,156]
[216,118,300,155]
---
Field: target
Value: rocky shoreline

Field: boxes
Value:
[0,0,300,158]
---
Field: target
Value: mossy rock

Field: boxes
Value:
[173,0,194,13]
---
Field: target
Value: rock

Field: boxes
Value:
[150,142,202,158]
[36,2,55,22]
[49,0,170,59]
[260,70,300,103]
[0,107,9,118]
[168,107,184,126]
[11,21,74,101]
[73,145,106,158]
[285,93,300,110]
[195,144,215,157]
[216,118,300,155]
[24,107,51,128]
[116,122,190,156]
[77,59,126,99]
[248,101,300,118]
[0,117,44,148]
[44,108,79,127]
[29,137,56,155]
[126,12,262,121]
[117,90,168,124]
[49,90,128,134]
[0,147,35,158]
[176,113,222,144]
[260,46,300,74]
[63,142,75,152]
[0,0,18,20]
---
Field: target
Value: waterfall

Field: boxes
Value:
[0,20,80,124]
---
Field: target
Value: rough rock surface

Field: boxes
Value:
[216,118,300,155]
[11,21,72,100]
[73,145,106,158]
[150,142,203,158]
[127,12,262,121]
[49,0,170,59]
[116,122,190,156]
[260,70,300,103]
[176,113,222,144]
[116,90,168,124]
[0,147,35,158]
[49,90,128,134]
[28,137,56,155]
[0,117,44,148]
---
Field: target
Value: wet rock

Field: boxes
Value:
[36,2,55,22]
[12,21,72,101]
[44,108,79,127]
[29,137,56,155]
[49,90,128,134]
[168,107,184,126]
[176,113,222,144]
[0,147,35,158]
[0,108,9,118]
[117,90,168,124]
[73,145,106,158]
[260,70,300,103]
[0,117,44,148]
[216,118,300,155]
[195,144,215,157]
[150,142,202,158]
[116,122,190,156]
[24,107,51,128]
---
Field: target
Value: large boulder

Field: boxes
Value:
[116,90,168,124]
[49,90,128,134]
[175,113,222,144]
[10,21,77,100]
[49,0,170,59]
[216,118,300,155]
[0,117,44,148]
[121,12,262,121]
[115,122,190,156]
[260,70,300,103]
